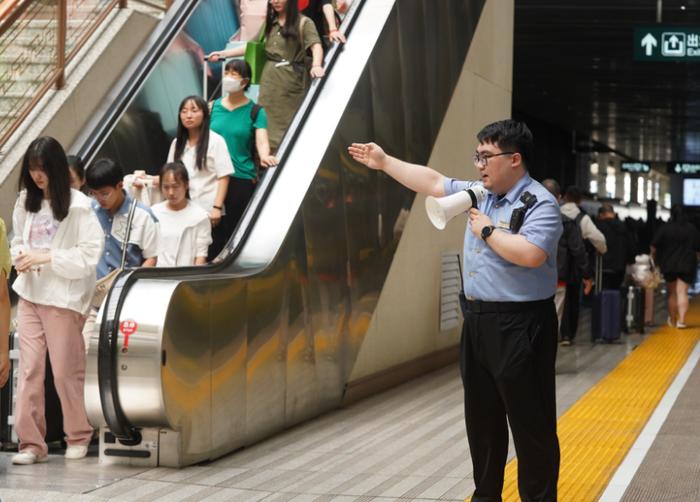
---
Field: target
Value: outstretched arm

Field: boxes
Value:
[348,142,446,197]
[207,45,246,62]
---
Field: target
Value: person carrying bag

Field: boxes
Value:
[91,198,137,310]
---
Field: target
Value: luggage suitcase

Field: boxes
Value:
[644,287,655,325]
[592,290,622,342]
[0,331,64,449]
[623,285,645,334]
[591,255,622,343]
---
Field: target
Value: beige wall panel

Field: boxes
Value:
[349,0,514,381]
[466,0,514,90]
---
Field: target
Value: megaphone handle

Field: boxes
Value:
[464,189,478,210]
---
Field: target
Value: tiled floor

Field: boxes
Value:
[0,303,660,501]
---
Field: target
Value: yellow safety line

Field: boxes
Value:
[495,299,700,501]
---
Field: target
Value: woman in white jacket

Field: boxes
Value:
[152,162,212,267]
[10,137,103,465]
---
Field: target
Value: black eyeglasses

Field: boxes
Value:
[473,151,516,166]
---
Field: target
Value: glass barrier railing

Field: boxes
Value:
[0,0,171,148]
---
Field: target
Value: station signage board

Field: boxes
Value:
[634,27,700,61]
[667,162,700,174]
[620,162,651,173]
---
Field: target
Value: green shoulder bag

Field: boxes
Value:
[245,24,266,85]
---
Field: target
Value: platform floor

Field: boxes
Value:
[0,297,677,501]
[620,336,700,502]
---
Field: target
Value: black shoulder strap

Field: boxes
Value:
[250,103,261,127]
[575,211,585,225]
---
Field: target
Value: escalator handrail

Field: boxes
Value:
[93,0,369,442]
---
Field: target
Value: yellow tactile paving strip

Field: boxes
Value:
[497,300,700,501]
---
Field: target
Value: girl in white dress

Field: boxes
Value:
[167,95,233,259]
[152,162,212,267]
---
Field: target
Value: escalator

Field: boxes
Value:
[76,0,487,466]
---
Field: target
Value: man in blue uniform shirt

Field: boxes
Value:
[349,120,562,502]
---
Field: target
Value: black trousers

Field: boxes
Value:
[602,271,625,290]
[207,218,228,262]
[460,299,560,502]
[560,282,580,341]
[224,177,256,240]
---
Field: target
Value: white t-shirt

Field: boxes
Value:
[167,131,234,215]
[28,200,59,251]
[152,201,212,267]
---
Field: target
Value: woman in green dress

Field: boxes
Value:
[209,0,324,150]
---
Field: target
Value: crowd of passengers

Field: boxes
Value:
[0,0,353,465]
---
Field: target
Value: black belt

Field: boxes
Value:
[459,293,553,314]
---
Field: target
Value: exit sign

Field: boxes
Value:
[621,162,651,173]
[668,162,700,174]
[634,27,700,61]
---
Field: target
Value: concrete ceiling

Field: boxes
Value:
[513,0,700,162]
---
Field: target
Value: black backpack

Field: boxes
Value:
[558,214,588,283]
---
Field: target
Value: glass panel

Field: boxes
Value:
[0,1,58,143]
[65,0,117,56]
[623,173,631,202]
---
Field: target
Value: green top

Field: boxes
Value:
[260,15,321,64]
[0,218,10,279]
[210,99,268,180]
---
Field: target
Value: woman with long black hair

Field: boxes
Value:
[652,204,700,329]
[10,137,103,465]
[208,0,324,150]
[167,95,233,260]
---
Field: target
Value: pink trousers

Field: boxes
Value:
[15,299,93,456]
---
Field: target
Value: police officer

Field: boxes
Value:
[349,120,562,502]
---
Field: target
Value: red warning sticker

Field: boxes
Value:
[120,319,137,349]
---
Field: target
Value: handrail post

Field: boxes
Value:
[56,0,67,89]
[119,0,128,8]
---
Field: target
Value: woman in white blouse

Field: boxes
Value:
[167,95,234,260]
[152,162,212,267]
[10,137,103,465]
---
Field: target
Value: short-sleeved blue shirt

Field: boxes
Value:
[443,173,562,302]
[92,193,159,279]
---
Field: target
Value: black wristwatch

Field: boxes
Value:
[481,225,495,241]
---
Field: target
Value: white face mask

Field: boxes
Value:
[222,77,243,94]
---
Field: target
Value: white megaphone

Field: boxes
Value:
[425,185,488,230]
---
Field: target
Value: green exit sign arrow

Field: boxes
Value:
[634,27,700,61]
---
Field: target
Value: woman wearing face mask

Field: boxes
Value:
[152,162,212,267]
[167,95,233,260]
[210,59,277,235]
[10,137,103,465]
[208,0,324,150]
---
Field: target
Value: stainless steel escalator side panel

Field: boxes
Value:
[208,277,248,458]
[86,280,180,427]
[228,0,397,275]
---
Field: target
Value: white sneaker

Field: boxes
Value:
[677,321,688,329]
[64,445,88,460]
[12,451,48,465]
